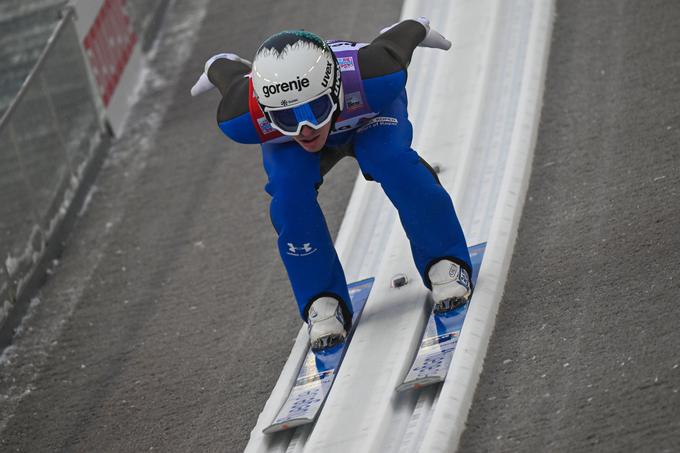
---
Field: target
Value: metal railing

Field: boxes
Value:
[0,6,104,329]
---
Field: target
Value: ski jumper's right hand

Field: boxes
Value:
[380,16,452,50]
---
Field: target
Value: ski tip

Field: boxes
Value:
[263,418,312,434]
[395,376,444,393]
[262,424,286,435]
[395,382,415,393]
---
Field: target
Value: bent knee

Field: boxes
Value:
[265,170,322,198]
[355,146,420,182]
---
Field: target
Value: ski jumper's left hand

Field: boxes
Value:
[190,53,252,96]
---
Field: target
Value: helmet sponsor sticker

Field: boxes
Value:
[280,98,300,107]
[261,76,310,97]
[337,56,355,72]
[321,60,333,88]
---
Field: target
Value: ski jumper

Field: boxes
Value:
[208,21,472,327]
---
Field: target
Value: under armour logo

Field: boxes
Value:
[287,242,317,256]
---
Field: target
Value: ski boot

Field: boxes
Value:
[428,259,472,313]
[307,297,347,350]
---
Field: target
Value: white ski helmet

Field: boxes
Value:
[251,30,343,135]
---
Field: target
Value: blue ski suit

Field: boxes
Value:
[206,21,471,327]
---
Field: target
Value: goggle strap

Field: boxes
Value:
[293,103,319,126]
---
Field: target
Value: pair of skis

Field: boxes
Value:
[262,243,486,434]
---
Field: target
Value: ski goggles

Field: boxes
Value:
[265,90,337,136]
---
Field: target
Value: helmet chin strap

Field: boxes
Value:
[338,83,344,112]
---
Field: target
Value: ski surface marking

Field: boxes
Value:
[263,277,374,434]
[396,243,486,392]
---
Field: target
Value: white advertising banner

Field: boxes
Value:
[71,0,142,136]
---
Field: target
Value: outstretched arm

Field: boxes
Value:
[359,17,451,78]
[191,53,261,144]
[207,57,251,128]
[191,53,251,95]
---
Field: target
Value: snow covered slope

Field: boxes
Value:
[245,0,555,451]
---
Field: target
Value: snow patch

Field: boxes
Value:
[12,297,42,337]
[78,185,98,217]
[0,300,15,330]
[5,256,19,276]
[0,344,17,366]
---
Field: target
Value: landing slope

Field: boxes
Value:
[460,1,680,451]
